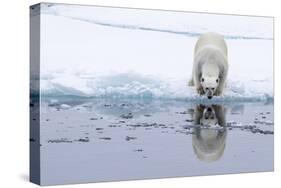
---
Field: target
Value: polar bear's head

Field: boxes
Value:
[200,106,218,126]
[200,76,219,99]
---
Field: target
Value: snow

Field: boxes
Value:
[38,3,273,101]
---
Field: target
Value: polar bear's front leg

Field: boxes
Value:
[193,69,204,95]
[197,85,204,95]
[215,75,226,96]
[189,66,196,86]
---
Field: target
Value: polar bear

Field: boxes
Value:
[189,32,228,99]
[191,104,227,162]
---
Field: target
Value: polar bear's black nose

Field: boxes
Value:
[208,96,212,99]
[207,107,212,112]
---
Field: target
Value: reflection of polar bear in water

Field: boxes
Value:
[190,104,227,162]
[189,32,228,99]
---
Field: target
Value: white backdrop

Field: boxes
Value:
[0,0,279,187]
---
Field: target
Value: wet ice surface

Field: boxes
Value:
[38,98,273,185]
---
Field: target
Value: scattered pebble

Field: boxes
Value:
[144,114,152,117]
[96,128,103,131]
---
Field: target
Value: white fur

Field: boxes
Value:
[191,105,227,162]
[189,32,228,97]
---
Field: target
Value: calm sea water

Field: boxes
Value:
[38,98,273,185]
